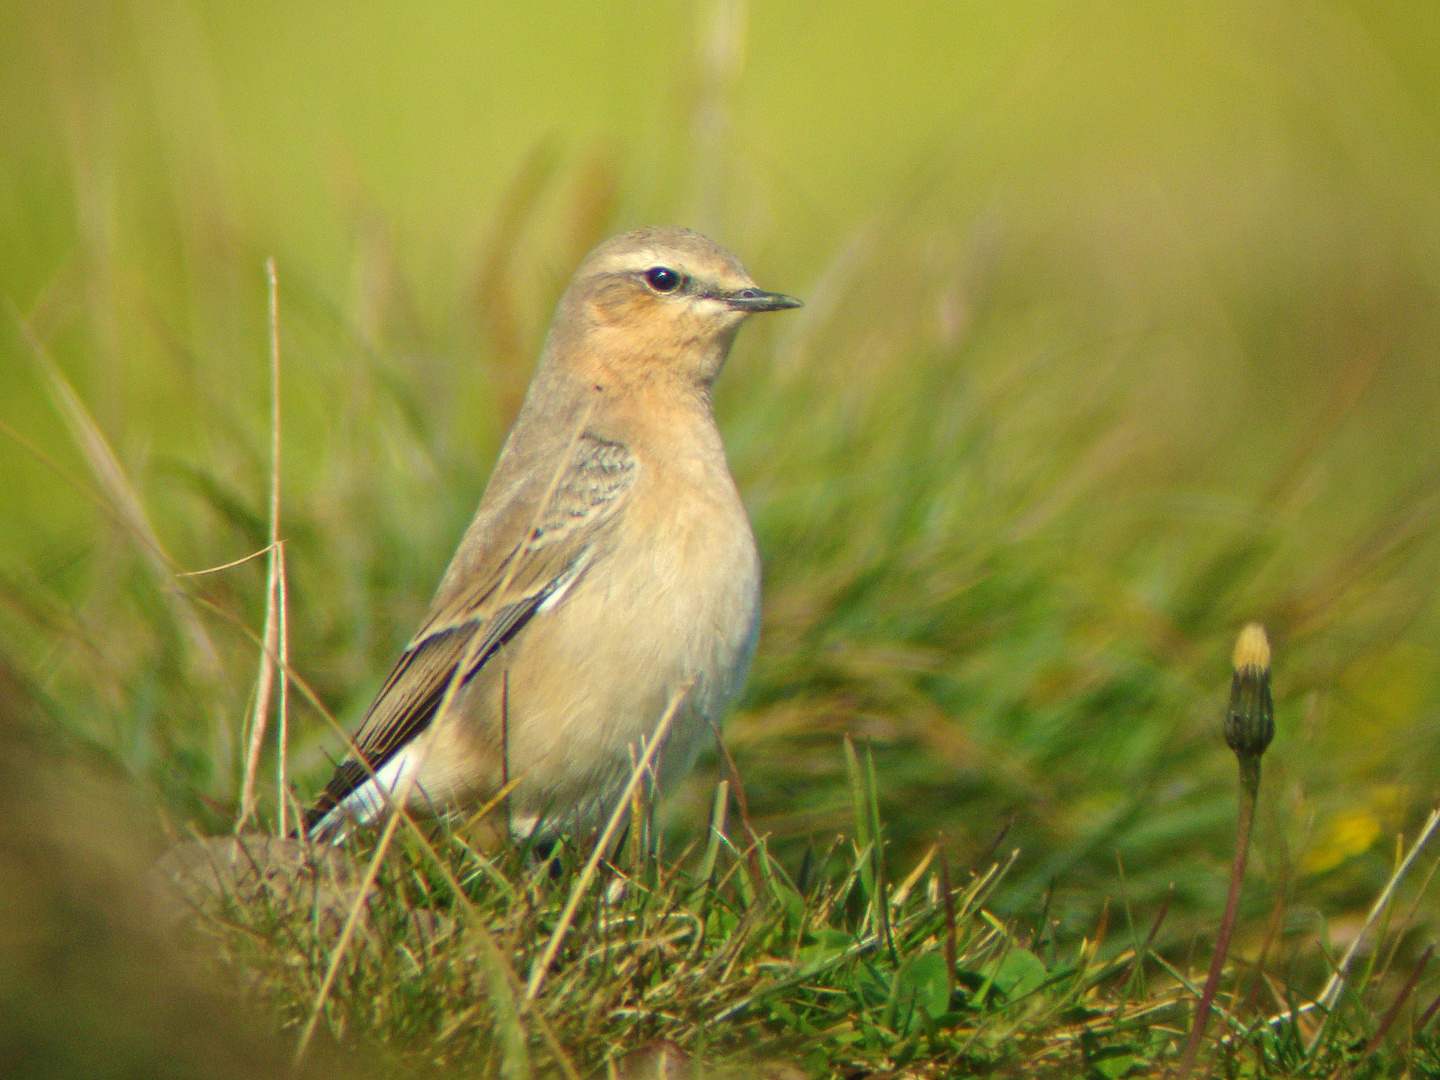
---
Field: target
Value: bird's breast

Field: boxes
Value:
[502,440,759,739]
[599,450,760,685]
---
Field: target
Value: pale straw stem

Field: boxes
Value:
[275,540,291,837]
[1316,806,1440,1012]
[237,258,284,832]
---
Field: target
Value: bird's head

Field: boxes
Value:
[551,226,801,389]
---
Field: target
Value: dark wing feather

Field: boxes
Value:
[304,596,548,826]
[303,434,636,830]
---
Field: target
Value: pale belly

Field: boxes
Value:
[417,484,761,834]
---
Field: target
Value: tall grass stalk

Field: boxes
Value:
[238,258,285,832]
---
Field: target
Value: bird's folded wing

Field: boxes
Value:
[307,434,636,823]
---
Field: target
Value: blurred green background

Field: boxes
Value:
[3,0,1440,942]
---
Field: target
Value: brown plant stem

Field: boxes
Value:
[1174,754,1261,1080]
[1365,945,1432,1055]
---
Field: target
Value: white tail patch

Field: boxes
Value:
[307,744,422,842]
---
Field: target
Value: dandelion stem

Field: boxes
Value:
[1175,624,1273,1080]
[1175,756,1259,1080]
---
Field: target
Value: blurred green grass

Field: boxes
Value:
[3,0,1440,954]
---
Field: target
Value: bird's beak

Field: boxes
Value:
[720,288,803,312]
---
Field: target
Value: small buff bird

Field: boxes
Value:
[304,227,801,841]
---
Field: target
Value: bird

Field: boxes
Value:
[303,226,801,843]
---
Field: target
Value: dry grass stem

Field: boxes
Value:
[1315,806,1440,1009]
[238,259,285,832]
[16,309,221,677]
[275,539,291,837]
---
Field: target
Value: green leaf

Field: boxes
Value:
[1090,1048,1138,1079]
[806,927,854,950]
[795,942,846,972]
[893,951,951,1030]
[986,948,1048,1002]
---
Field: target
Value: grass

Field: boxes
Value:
[157,737,1440,1078]
[6,2,1440,1075]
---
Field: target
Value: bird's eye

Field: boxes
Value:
[644,266,681,293]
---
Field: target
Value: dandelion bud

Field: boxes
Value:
[1225,623,1274,759]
